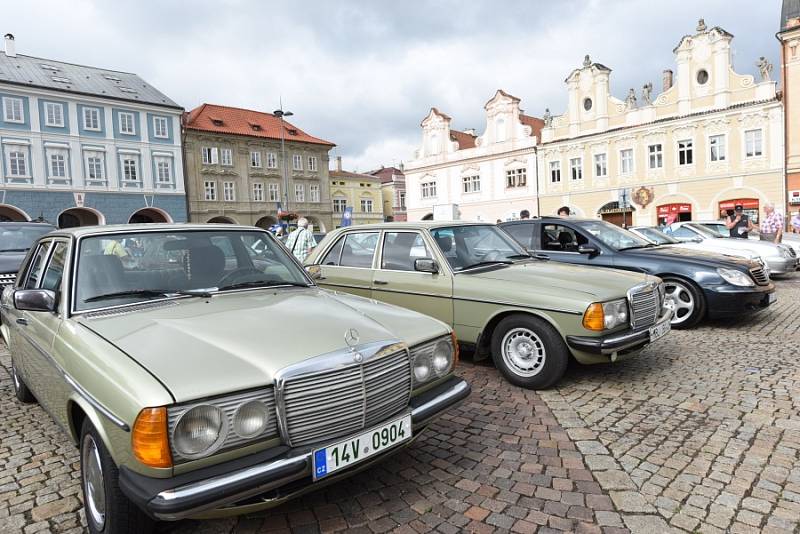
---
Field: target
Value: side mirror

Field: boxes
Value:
[304,265,324,281]
[693,237,703,243]
[14,289,56,312]
[414,258,439,274]
[577,244,598,255]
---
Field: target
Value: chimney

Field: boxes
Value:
[662,69,673,92]
[399,161,404,172]
[4,33,16,57]
[336,156,342,172]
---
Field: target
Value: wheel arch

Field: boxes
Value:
[475,308,566,360]
[67,396,115,451]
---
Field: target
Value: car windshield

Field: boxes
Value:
[430,225,529,272]
[574,220,652,251]
[634,227,679,245]
[695,223,726,237]
[685,223,721,238]
[0,225,54,252]
[74,229,310,311]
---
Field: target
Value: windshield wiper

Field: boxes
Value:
[457,260,513,271]
[0,248,29,253]
[84,288,212,303]
[504,253,532,259]
[217,280,310,292]
[618,244,656,250]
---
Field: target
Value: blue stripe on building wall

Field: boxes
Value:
[1,190,187,225]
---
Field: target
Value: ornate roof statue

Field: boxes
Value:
[642,82,653,105]
[756,56,773,81]
[697,18,707,32]
[625,88,637,110]
[583,54,592,68]
[543,108,552,127]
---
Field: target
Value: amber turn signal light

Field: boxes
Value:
[132,407,172,468]
[451,331,460,364]
[582,303,605,331]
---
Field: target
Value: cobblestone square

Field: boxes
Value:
[1,276,798,533]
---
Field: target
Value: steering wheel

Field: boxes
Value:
[482,250,504,262]
[217,267,265,287]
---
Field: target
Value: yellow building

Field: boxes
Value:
[329,157,384,227]
[538,19,784,226]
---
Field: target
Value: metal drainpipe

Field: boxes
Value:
[179,114,191,223]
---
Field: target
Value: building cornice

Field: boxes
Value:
[405,146,538,174]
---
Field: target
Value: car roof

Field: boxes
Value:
[41,223,268,239]
[500,217,602,224]
[330,221,490,232]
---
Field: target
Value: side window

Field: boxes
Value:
[338,232,379,268]
[541,224,585,252]
[502,224,533,249]
[41,242,68,294]
[23,242,52,289]
[381,232,432,271]
[670,226,695,239]
[321,235,345,265]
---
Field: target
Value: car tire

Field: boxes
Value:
[490,314,568,389]
[10,358,36,403]
[663,277,705,329]
[80,420,154,534]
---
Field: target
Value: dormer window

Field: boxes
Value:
[118,87,138,94]
[51,76,71,84]
[249,122,262,131]
[39,63,60,72]
[103,74,122,82]
[210,117,224,126]
[287,128,298,135]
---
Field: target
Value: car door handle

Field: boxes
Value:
[373,280,389,285]
[16,318,28,326]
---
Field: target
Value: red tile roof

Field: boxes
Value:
[184,103,335,147]
[520,114,544,140]
[369,166,405,183]
[330,169,382,181]
[450,129,477,149]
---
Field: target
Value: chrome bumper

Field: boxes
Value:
[120,376,470,521]
[566,308,673,355]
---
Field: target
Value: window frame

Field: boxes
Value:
[121,156,139,183]
[462,174,481,193]
[294,183,305,202]
[292,154,303,171]
[569,157,583,181]
[594,153,607,178]
[155,158,172,184]
[709,134,726,162]
[44,102,65,127]
[745,129,763,158]
[421,181,437,199]
[83,107,101,131]
[379,231,433,272]
[118,111,136,135]
[8,149,29,177]
[308,156,317,172]
[152,116,169,138]
[360,198,373,213]
[3,96,24,123]
[223,181,236,202]
[268,183,280,202]
[333,197,347,213]
[309,184,320,203]
[250,150,262,168]
[677,139,693,166]
[620,149,633,174]
[549,161,561,183]
[220,148,233,167]
[267,152,277,169]
[204,180,217,201]
[252,182,264,202]
[648,144,663,169]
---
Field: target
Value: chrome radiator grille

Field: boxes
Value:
[630,287,659,329]
[281,347,411,447]
[0,273,15,289]
[749,267,769,285]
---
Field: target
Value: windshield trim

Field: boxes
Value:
[69,228,314,317]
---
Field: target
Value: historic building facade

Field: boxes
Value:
[780,1,800,217]
[183,104,335,232]
[538,20,784,226]
[404,90,543,222]
[370,165,407,221]
[329,157,384,227]
[0,34,186,226]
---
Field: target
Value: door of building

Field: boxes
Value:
[657,203,692,226]
[719,198,759,224]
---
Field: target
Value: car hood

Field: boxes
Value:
[457,260,650,310]
[0,252,26,274]
[77,288,449,402]
[624,245,755,269]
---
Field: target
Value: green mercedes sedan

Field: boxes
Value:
[0,224,469,533]
[306,222,673,390]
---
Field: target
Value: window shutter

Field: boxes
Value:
[211,147,219,164]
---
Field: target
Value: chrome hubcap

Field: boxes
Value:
[501,328,546,377]
[665,282,695,325]
[82,435,106,530]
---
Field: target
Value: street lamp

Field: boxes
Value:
[272,107,293,223]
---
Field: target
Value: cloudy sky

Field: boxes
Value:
[5,0,783,172]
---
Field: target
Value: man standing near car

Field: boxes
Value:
[790,209,800,234]
[285,217,317,262]
[725,204,755,238]
[759,202,783,243]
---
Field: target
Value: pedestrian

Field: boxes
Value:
[285,217,317,262]
[791,209,800,234]
[557,206,571,217]
[759,202,783,243]
[724,204,754,238]
[495,218,502,224]
[520,209,530,219]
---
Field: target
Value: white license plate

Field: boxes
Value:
[649,320,670,342]
[767,293,777,304]
[312,414,412,480]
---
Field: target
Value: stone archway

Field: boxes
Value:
[58,207,104,229]
[128,207,172,224]
[0,204,31,222]
[597,201,635,228]
[255,215,278,230]
[207,216,237,224]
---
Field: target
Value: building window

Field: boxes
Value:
[678,140,693,165]
[745,129,763,157]
[569,158,583,181]
[310,184,320,202]
[202,146,218,165]
[594,153,607,178]
[268,183,280,202]
[648,144,663,169]
[421,181,437,199]
[399,192,406,208]
[250,151,262,168]
[620,149,633,174]
[361,199,373,213]
[333,198,347,213]
[3,97,24,123]
[155,158,172,184]
[221,148,233,166]
[505,168,527,188]
[119,112,136,135]
[294,183,305,202]
[709,135,726,162]
[308,156,318,171]
[223,181,236,201]
[204,181,217,201]
[44,102,64,127]
[252,183,264,202]
[153,116,169,138]
[85,153,105,182]
[8,150,28,176]
[83,107,101,130]
[122,156,139,183]
[267,152,277,168]
[293,154,303,170]
[549,161,561,183]
[462,175,481,193]
[50,153,66,177]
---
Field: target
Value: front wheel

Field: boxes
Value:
[663,277,705,329]
[80,420,154,534]
[490,314,568,389]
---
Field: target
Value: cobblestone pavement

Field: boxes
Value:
[0,276,798,534]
